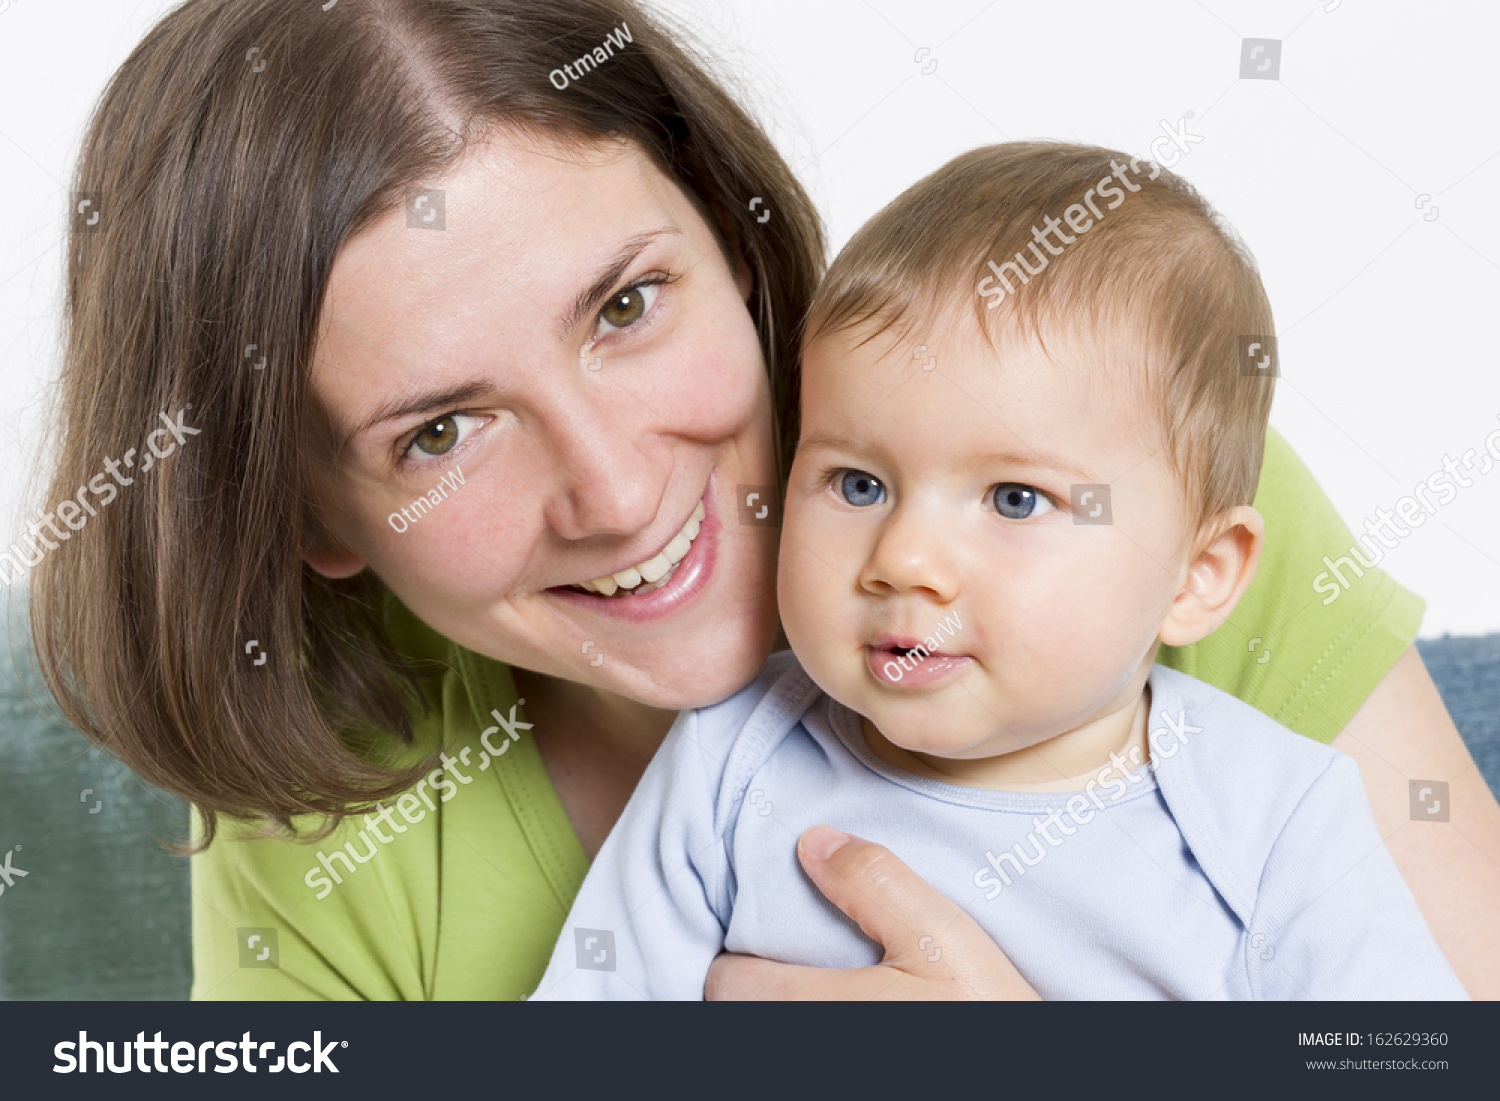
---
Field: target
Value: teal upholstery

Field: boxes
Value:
[0,595,191,1000]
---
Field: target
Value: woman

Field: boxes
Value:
[33,0,1499,1000]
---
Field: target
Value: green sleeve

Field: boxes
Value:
[1158,425,1424,744]
[188,682,451,1002]
[189,801,438,1000]
[190,590,589,1000]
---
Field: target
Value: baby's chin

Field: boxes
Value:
[855,704,1013,758]
[879,728,1035,764]
[859,685,1070,753]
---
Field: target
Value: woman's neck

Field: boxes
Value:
[512,667,678,759]
[510,666,678,859]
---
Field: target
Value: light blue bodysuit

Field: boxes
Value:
[532,652,1465,1000]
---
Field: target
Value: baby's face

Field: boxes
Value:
[779,310,1196,765]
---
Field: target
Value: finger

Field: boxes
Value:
[795,826,968,970]
[705,952,929,1001]
[796,825,1040,999]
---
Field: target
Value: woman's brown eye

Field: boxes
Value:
[413,416,460,456]
[600,287,647,329]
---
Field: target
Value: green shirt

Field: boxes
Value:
[190,426,1423,1000]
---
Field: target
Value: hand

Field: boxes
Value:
[1333,645,1500,998]
[705,825,1041,1000]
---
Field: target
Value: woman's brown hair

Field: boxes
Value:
[29,0,825,849]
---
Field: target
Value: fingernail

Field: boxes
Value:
[801,826,852,861]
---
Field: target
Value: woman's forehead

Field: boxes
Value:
[325,145,627,310]
[360,137,673,253]
[309,131,712,438]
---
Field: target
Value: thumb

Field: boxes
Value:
[796,825,1040,999]
[796,825,966,969]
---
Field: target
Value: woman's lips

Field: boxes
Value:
[867,644,973,688]
[546,490,719,624]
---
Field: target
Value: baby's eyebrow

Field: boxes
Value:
[795,434,858,453]
[971,450,1093,483]
[798,436,1092,482]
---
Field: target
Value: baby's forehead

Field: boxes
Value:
[801,302,1167,467]
[806,299,1159,412]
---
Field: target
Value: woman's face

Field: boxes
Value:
[304,129,780,709]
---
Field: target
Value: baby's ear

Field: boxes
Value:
[1157,505,1264,648]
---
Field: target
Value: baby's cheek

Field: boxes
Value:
[1047,566,1164,686]
[983,555,1125,669]
[775,517,818,646]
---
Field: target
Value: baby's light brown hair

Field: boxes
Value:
[805,141,1276,538]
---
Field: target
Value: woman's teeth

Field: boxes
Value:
[575,501,705,597]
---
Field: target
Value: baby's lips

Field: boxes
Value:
[868,638,963,659]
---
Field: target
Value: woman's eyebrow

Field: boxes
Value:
[339,228,683,452]
[557,227,683,339]
[342,379,494,452]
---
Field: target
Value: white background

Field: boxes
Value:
[2,0,1497,634]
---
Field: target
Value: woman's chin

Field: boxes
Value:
[596,618,779,710]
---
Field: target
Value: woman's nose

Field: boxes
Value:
[541,394,672,541]
[858,505,961,603]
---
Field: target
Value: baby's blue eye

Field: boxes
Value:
[992,483,1053,519]
[839,470,886,507]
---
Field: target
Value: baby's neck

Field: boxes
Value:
[861,681,1153,793]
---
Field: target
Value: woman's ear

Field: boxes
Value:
[707,201,755,304]
[1158,505,1264,648]
[734,254,754,304]
[302,531,366,579]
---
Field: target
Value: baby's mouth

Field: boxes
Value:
[873,639,957,660]
[565,500,705,598]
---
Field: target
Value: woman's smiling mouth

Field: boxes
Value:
[547,489,722,623]
[571,499,705,597]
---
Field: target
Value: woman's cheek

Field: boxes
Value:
[683,351,765,440]
[377,485,532,598]
[644,308,767,441]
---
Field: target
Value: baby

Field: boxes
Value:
[531,142,1465,1000]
